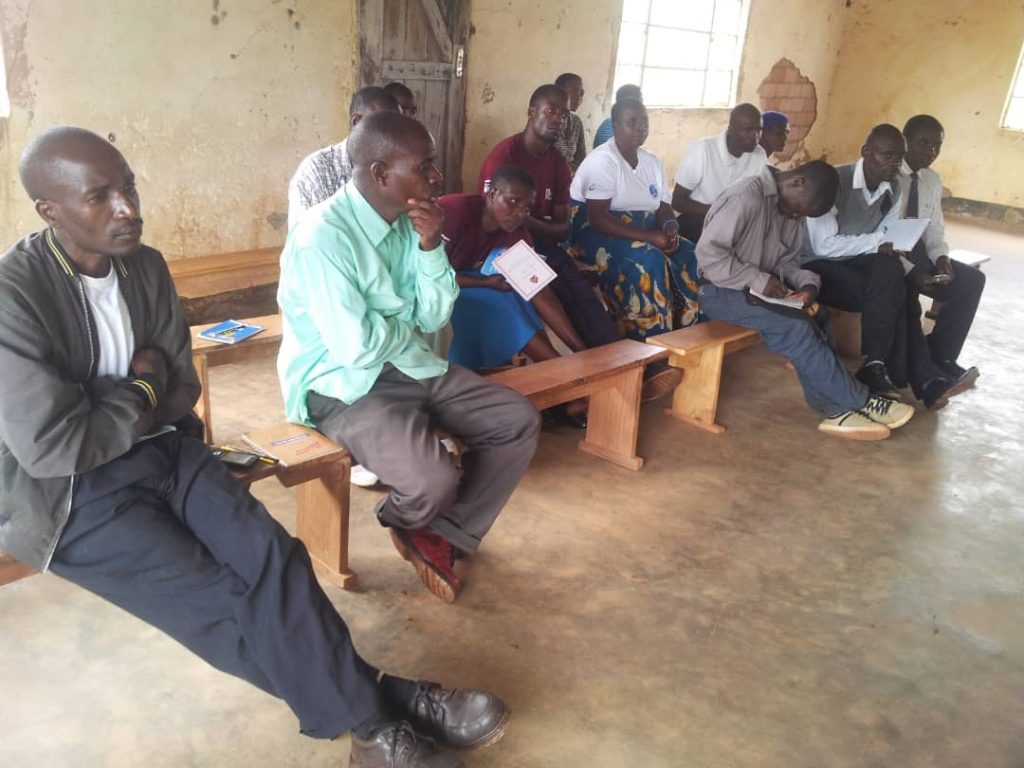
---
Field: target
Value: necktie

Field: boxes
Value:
[906,172,919,218]
[880,191,892,216]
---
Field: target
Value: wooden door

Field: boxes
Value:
[358,0,470,192]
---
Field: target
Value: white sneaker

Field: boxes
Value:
[860,395,915,430]
[818,410,891,441]
[350,464,380,487]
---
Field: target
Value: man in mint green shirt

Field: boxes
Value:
[278,112,540,604]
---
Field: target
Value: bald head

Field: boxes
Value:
[18,125,143,263]
[864,123,904,149]
[348,110,434,169]
[348,111,443,220]
[726,103,762,155]
[19,126,122,202]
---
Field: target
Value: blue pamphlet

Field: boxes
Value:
[197,319,265,345]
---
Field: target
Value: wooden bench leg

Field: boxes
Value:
[666,345,728,434]
[295,456,358,590]
[193,352,213,444]
[577,367,645,471]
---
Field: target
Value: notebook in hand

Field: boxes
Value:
[240,423,343,466]
[197,319,265,345]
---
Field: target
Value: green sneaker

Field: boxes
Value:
[861,395,915,429]
[818,410,891,441]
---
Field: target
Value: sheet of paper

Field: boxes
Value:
[750,288,805,310]
[491,239,557,301]
[881,218,930,251]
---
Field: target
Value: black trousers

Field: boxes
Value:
[50,432,383,739]
[907,246,986,364]
[806,252,941,392]
[535,243,621,348]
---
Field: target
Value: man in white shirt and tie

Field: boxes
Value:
[898,114,984,387]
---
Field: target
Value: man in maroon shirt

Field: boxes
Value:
[478,85,620,351]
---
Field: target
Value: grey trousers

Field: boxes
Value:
[307,364,541,553]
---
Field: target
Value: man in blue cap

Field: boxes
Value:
[760,111,790,159]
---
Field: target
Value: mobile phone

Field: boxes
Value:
[929,273,953,286]
[212,448,260,469]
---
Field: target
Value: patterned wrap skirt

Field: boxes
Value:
[565,200,702,340]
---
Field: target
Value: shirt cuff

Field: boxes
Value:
[750,271,771,294]
[128,373,164,411]
[899,255,915,275]
[417,243,451,277]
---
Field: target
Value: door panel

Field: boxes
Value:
[359,0,469,192]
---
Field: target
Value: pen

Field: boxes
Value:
[219,444,277,464]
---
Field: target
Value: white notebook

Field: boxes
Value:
[491,240,557,301]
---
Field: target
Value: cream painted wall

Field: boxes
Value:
[461,0,846,191]
[821,0,1024,208]
[0,0,358,258]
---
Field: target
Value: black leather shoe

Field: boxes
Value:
[392,682,510,750]
[855,360,903,400]
[921,375,955,410]
[349,722,463,767]
[938,360,980,388]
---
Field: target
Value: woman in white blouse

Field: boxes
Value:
[565,99,701,339]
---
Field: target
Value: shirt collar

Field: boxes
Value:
[852,157,891,204]
[341,181,403,248]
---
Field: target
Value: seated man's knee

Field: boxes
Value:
[391,459,461,527]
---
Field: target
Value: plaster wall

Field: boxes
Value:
[0,0,358,258]
[821,0,1024,208]
[461,0,846,190]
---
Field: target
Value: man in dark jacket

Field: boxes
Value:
[0,126,508,768]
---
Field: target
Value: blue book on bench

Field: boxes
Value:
[197,319,265,345]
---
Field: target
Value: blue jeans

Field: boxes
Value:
[698,283,868,416]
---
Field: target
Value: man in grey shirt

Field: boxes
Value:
[696,162,914,440]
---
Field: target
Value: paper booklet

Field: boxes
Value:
[490,240,557,301]
[749,288,805,310]
[197,319,265,345]
[241,423,341,466]
[881,218,930,251]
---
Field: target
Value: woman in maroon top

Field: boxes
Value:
[439,165,588,424]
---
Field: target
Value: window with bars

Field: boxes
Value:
[613,0,750,109]
[1002,41,1024,131]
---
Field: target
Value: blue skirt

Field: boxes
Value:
[565,200,702,340]
[447,273,544,370]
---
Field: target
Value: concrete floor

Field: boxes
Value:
[2,220,1023,768]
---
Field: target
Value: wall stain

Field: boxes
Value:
[265,212,287,231]
[481,83,495,104]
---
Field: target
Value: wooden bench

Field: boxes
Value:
[646,321,760,434]
[169,247,282,325]
[0,552,35,587]
[0,434,358,592]
[231,433,357,590]
[192,314,284,443]
[487,339,666,470]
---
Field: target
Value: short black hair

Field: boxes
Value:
[529,84,568,108]
[729,102,761,125]
[796,160,840,207]
[611,98,645,125]
[903,114,944,140]
[555,73,582,88]
[383,82,414,100]
[491,164,536,191]
[615,84,642,102]
[349,86,398,118]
